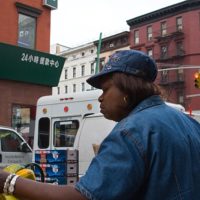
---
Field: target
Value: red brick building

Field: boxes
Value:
[0,0,64,144]
[127,0,200,113]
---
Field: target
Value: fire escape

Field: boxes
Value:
[153,24,186,105]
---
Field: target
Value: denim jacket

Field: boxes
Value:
[76,95,200,200]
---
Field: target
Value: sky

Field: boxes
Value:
[50,0,184,48]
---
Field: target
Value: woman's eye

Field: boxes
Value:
[102,87,108,92]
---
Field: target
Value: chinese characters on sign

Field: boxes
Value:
[21,53,60,68]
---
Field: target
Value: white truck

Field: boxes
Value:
[185,112,200,123]
[32,90,102,152]
[73,113,116,176]
[32,90,103,183]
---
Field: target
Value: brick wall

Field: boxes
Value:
[0,80,51,126]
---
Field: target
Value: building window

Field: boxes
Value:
[161,22,167,36]
[134,30,139,45]
[176,17,183,31]
[18,14,36,49]
[65,69,68,79]
[73,84,76,93]
[81,82,85,92]
[81,65,85,76]
[91,49,94,54]
[121,37,127,44]
[147,26,153,41]
[109,42,114,48]
[177,91,184,104]
[176,42,184,56]
[82,52,85,57]
[161,69,168,83]
[16,2,42,49]
[73,67,76,78]
[99,58,106,71]
[65,85,68,93]
[91,63,95,74]
[147,49,153,57]
[161,45,168,59]
[57,87,60,94]
[177,68,184,82]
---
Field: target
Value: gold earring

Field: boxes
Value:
[123,96,127,104]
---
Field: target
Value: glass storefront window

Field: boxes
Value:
[12,105,36,148]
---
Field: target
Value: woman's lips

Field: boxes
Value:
[100,105,105,112]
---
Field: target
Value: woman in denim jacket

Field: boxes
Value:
[0,50,200,200]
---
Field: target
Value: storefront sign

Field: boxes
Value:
[0,42,65,86]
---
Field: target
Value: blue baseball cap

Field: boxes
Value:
[87,50,158,89]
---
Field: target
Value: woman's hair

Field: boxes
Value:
[111,72,162,112]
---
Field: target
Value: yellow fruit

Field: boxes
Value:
[0,194,18,200]
[0,194,6,200]
[3,164,24,174]
[16,169,35,181]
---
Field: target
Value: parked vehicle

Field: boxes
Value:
[165,102,185,112]
[32,90,101,152]
[191,113,200,123]
[73,113,116,176]
[165,102,200,123]
[184,112,200,123]
[32,90,102,184]
[0,125,32,168]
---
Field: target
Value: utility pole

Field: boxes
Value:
[95,32,102,74]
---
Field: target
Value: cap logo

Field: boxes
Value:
[105,64,112,70]
[103,54,121,70]
[110,54,121,63]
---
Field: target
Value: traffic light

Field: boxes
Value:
[194,72,200,88]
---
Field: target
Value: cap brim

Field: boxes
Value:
[86,70,116,89]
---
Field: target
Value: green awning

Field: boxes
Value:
[0,42,65,86]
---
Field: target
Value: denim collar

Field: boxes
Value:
[132,95,164,114]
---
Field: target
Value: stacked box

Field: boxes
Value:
[35,150,67,163]
[34,149,78,185]
[36,176,77,185]
[34,163,67,177]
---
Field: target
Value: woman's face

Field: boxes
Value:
[98,76,129,122]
